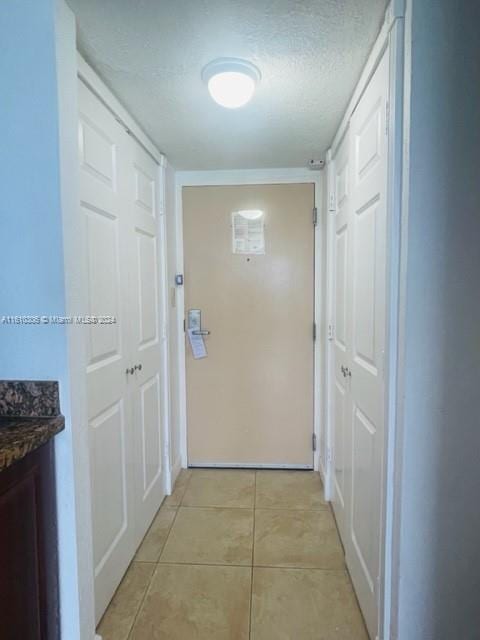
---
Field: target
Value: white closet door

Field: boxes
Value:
[78,80,135,622]
[345,48,389,636]
[127,140,166,546]
[331,130,351,545]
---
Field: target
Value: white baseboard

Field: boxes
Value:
[170,456,182,489]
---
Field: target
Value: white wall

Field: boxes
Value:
[0,1,95,638]
[395,1,480,638]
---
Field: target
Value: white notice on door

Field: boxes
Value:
[232,210,265,254]
[187,328,207,359]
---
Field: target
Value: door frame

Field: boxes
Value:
[174,169,324,473]
[324,1,406,638]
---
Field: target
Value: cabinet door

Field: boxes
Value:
[0,442,59,640]
[79,79,136,623]
[127,139,165,546]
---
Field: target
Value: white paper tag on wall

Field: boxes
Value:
[187,328,207,359]
[232,210,265,254]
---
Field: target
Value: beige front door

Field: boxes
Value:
[183,183,315,467]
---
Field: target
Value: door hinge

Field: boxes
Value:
[327,323,334,341]
[385,100,390,136]
[327,447,333,463]
[313,206,318,226]
[313,322,317,341]
[312,433,317,452]
[183,318,186,333]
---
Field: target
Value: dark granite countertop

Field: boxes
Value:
[0,380,65,472]
[0,415,65,472]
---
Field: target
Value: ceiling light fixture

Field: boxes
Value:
[201,58,261,109]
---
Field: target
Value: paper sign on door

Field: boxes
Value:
[232,210,265,254]
[187,328,207,359]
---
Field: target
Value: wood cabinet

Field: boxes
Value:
[0,441,59,640]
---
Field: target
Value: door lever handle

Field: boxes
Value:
[192,329,210,336]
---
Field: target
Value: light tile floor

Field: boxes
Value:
[97,469,369,640]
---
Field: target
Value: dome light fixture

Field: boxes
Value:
[201,58,261,109]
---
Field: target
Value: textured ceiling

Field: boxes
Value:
[68,0,388,170]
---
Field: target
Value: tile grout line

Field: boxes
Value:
[249,470,257,640]
[126,505,182,640]
[147,559,350,572]
[125,561,159,640]
[154,503,181,562]
[127,471,337,639]
[179,504,255,510]
[155,471,191,562]
[126,471,191,640]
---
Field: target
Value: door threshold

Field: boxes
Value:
[188,463,314,470]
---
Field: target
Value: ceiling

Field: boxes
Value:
[68,0,388,170]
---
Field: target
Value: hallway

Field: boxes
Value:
[97,469,368,639]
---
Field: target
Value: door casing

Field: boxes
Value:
[174,169,324,474]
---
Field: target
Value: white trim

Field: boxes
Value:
[77,54,165,167]
[156,165,173,496]
[313,171,325,477]
[323,148,335,502]
[382,5,409,639]
[330,0,405,158]
[176,167,321,187]
[175,168,323,473]
[379,9,406,640]
[189,463,314,470]
[175,180,188,469]
[55,3,96,638]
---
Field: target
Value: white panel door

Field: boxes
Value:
[78,80,135,622]
[331,131,351,544]
[79,79,165,623]
[127,140,165,547]
[345,49,389,637]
